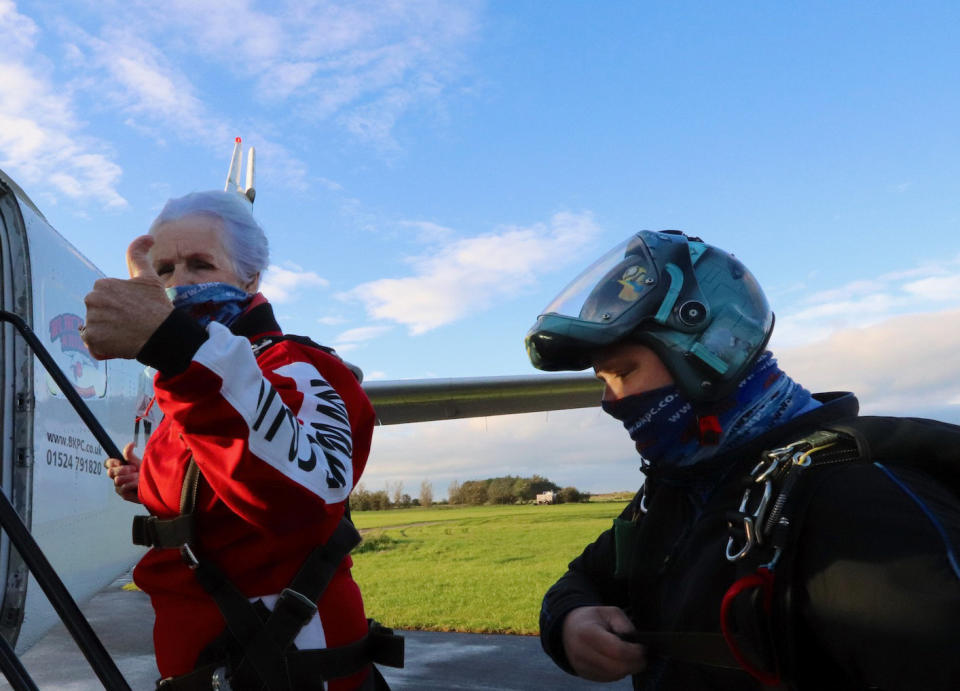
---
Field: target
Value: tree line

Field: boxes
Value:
[448,475,588,505]
[350,480,433,511]
[350,475,589,511]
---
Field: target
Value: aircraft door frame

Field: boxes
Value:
[0,178,36,647]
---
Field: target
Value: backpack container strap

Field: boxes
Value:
[252,334,364,383]
[721,427,863,687]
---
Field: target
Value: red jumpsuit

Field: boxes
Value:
[133,297,375,689]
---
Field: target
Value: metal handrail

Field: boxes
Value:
[0,310,130,690]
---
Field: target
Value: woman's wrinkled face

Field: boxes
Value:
[592,342,674,401]
[150,215,255,292]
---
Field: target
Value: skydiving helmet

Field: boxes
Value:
[525,230,774,402]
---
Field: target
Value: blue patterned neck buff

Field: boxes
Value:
[165,282,252,328]
[601,352,820,471]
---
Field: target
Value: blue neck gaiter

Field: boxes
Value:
[166,282,252,328]
[601,352,820,471]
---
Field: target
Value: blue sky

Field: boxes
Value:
[2,1,959,497]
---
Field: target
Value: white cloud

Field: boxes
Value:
[343,211,602,334]
[335,325,392,344]
[65,0,480,146]
[316,177,344,192]
[66,22,228,144]
[148,0,286,61]
[259,61,320,100]
[772,254,960,348]
[0,4,125,208]
[777,307,960,417]
[260,263,330,303]
[2,1,481,208]
[0,0,38,59]
[903,274,960,300]
[400,219,455,243]
[317,315,348,326]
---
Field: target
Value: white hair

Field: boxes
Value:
[149,190,269,287]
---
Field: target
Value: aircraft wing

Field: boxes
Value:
[363,373,602,425]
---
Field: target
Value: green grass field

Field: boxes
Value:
[350,502,628,635]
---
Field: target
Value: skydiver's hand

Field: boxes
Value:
[105,442,142,503]
[561,606,646,681]
[82,235,173,360]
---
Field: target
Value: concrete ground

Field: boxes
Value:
[2,572,631,690]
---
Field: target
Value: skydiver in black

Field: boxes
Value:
[526,230,960,690]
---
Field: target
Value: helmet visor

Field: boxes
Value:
[540,235,657,324]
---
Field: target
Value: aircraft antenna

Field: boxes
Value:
[244,146,256,203]
[225,136,243,195]
[225,137,255,204]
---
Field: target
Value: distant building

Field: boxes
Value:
[536,491,556,505]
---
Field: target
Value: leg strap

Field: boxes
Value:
[156,620,403,691]
[181,518,367,691]
[228,519,362,688]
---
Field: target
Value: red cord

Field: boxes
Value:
[720,567,781,686]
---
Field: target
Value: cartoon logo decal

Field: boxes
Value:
[617,265,648,302]
[48,313,106,398]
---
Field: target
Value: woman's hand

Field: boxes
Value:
[561,605,647,681]
[82,235,172,360]
[105,442,143,504]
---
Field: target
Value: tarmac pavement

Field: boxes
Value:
[2,572,631,690]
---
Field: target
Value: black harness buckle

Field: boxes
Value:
[277,587,317,621]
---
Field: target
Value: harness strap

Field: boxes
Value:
[132,458,202,548]
[139,332,385,687]
[252,334,364,383]
[132,459,375,687]
[157,620,403,691]
[228,520,362,688]
[286,620,405,678]
[132,514,195,548]
[630,630,742,670]
[289,519,362,599]
[191,557,290,691]
[721,428,865,686]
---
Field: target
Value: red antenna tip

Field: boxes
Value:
[235,136,242,143]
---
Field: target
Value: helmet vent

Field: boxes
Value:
[679,300,707,326]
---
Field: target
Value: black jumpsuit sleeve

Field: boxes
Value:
[540,490,643,674]
[795,462,960,691]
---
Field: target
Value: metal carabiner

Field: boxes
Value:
[211,667,232,691]
[726,516,756,561]
[763,440,806,463]
[752,440,807,484]
[726,479,773,561]
[180,543,200,570]
[754,455,784,484]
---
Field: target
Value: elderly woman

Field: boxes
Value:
[83,191,394,690]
